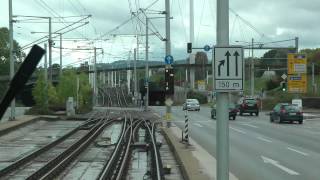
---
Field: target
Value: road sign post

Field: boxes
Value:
[216,0,231,179]
[287,53,307,93]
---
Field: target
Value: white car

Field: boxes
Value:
[183,99,200,111]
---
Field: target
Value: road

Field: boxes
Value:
[153,106,320,180]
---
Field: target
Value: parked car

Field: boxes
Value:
[183,99,200,111]
[239,98,259,116]
[211,103,239,120]
[270,103,303,124]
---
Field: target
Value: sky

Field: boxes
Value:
[1,0,320,67]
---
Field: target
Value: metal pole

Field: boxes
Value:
[312,62,315,94]
[189,0,195,89]
[145,18,149,111]
[49,17,52,82]
[134,48,138,103]
[93,47,97,106]
[59,33,62,77]
[251,38,254,96]
[9,0,15,120]
[295,37,299,53]
[44,43,48,108]
[216,0,229,179]
[165,0,172,127]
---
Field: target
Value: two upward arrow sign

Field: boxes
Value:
[234,51,240,76]
[220,50,240,77]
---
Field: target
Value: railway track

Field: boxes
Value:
[1,85,166,179]
[0,111,112,179]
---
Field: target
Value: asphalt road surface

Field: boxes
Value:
[153,106,320,180]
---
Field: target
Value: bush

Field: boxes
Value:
[187,90,207,104]
[266,76,282,90]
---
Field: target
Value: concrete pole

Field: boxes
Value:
[59,33,62,77]
[312,62,315,94]
[44,43,48,108]
[251,38,254,96]
[49,17,52,82]
[295,37,299,53]
[165,0,172,127]
[216,0,230,179]
[134,48,138,99]
[145,17,149,111]
[189,0,195,89]
[9,0,15,120]
[93,47,97,106]
[111,70,114,87]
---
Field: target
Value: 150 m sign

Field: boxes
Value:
[214,46,244,92]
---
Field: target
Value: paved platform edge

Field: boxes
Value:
[0,115,59,136]
[161,126,212,180]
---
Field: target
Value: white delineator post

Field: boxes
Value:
[216,0,230,179]
[184,109,189,143]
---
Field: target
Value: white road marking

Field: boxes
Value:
[287,147,309,156]
[257,137,272,143]
[242,123,259,128]
[261,156,300,175]
[193,123,204,128]
[153,113,161,118]
[230,127,247,134]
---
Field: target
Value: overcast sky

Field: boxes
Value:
[1,0,320,67]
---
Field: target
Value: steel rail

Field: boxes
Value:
[144,120,163,180]
[115,116,133,180]
[98,117,128,179]
[0,111,101,177]
[26,113,109,180]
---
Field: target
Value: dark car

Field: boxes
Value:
[239,98,259,116]
[211,103,238,120]
[270,103,303,124]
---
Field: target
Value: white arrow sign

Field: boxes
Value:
[214,46,244,92]
[261,156,300,175]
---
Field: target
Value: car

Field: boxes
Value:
[183,99,200,111]
[270,103,303,124]
[239,98,259,116]
[211,103,239,120]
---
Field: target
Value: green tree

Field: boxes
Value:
[56,69,77,104]
[32,70,48,112]
[78,73,92,110]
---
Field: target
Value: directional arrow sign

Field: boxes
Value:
[218,60,225,76]
[214,46,243,92]
[261,156,300,175]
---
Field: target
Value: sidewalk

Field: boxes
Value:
[162,125,238,180]
[0,115,38,136]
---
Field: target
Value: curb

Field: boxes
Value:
[161,127,211,180]
[0,115,59,137]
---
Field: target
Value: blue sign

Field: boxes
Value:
[165,55,174,64]
[204,45,211,52]
[290,76,301,81]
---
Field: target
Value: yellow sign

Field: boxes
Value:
[287,53,307,74]
[288,74,307,93]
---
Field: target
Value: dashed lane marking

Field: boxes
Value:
[230,127,247,134]
[193,123,204,128]
[257,136,272,143]
[241,123,259,128]
[287,147,309,156]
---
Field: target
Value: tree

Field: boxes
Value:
[195,51,208,81]
[56,69,77,104]
[32,70,59,112]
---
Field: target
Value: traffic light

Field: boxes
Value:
[165,68,174,95]
[281,81,287,91]
[187,42,192,53]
